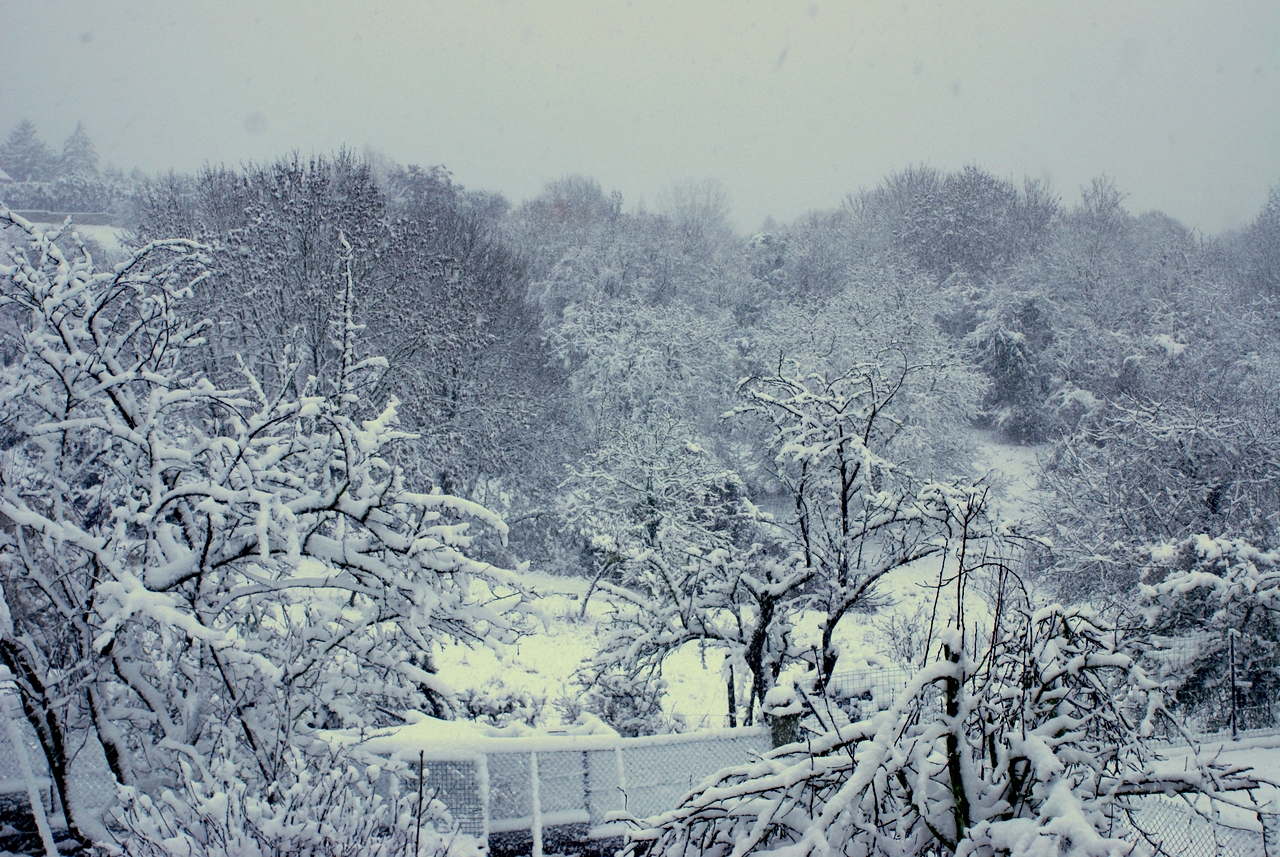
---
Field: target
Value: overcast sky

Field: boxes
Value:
[3,0,1278,233]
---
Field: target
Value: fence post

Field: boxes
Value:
[614,746,628,815]
[477,754,490,845]
[1229,629,1239,739]
[530,751,542,857]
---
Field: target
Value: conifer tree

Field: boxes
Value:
[59,121,99,177]
[0,118,55,182]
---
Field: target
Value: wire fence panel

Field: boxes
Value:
[423,760,486,839]
[612,730,770,821]
[419,729,771,843]
[0,692,52,816]
[536,751,589,824]
[584,748,624,827]
[1142,630,1280,740]
[1112,795,1270,857]
[487,752,534,830]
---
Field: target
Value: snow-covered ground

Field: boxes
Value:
[437,433,1049,730]
[70,224,127,258]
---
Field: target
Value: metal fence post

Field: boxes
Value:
[1229,629,1239,739]
[614,745,628,815]
[530,751,542,857]
[477,753,490,845]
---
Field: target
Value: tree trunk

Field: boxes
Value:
[0,640,91,848]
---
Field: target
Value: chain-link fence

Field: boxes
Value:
[1142,629,1280,740]
[406,727,771,852]
[1110,794,1275,857]
[0,682,123,852]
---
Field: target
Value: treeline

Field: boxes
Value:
[0,119,135,214]
[112,150,1280,719]
[43,134,1273,606]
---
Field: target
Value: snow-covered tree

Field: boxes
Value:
[630,508,1270,857]
[135,153,563,528]
[1035,357,1280,603]
[1140,534,1280,732]
[731,356,981,682]
[0,208,524,846]
[849,165,1058,283]
[0,119,55,183]
[561,417,775,730]
[1234,184,1280,299]
[549,297,732,438]
[59,121,99,179]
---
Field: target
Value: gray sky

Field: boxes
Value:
[3,0,1278,233]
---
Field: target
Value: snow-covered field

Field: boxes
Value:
[436,434,1049,730]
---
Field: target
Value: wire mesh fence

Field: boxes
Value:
[388,727,776,856]
[0,691,53,817]
[823,663,942,727]
[1139,629,1279,741]
[0,684,136,849]
[481,728,771,838]
[1110,795,1273,857]
[421,758,487,838]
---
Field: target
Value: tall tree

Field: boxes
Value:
[59,121,99,178]
[135,153,566,563]
[0,118,54,182]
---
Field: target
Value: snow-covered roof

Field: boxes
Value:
[0,166,13,182]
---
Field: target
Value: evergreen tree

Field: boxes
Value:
[59,121,98,177]
[0,118,55,181]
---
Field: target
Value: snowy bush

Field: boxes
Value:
[455,679,547,728]
[0,208,524,846]
[112,744,482,857]
[1037,380,1280,603]
[1139,534,1280,732]
[583,668,683,737]
[628,547,1268,857]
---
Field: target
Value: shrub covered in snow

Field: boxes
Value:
[627,539,1270,857]
[0,208,524,848]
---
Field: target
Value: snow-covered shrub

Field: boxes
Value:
[628,536,1268,857]
[1036,380,1280,603]
[1140,534,1280,732]
[0,208,524,846]
[455,680,547,728]
[965,290,1059,442]
[583,667,681,738]
[112,744,482,857]
[869,600,933,668]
